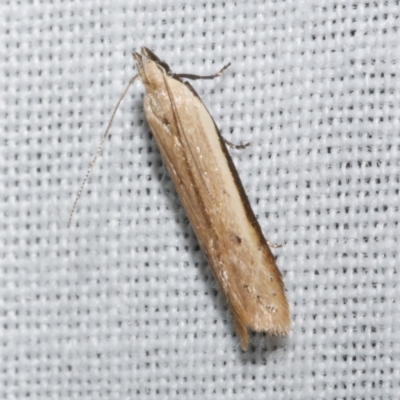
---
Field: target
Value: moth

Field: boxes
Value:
[71,47,290,350]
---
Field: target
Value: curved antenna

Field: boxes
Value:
[68,74,139,227]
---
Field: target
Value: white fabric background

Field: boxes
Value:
[1,0,399,399]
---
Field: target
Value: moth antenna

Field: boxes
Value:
[68,74,139,227]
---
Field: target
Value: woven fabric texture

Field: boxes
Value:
[1,1,399,399]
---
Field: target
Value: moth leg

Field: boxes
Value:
[179,63,249,150]
[224,138,251,150]
[177,63,231,81]
[267,240,283,248]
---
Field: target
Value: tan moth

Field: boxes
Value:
[70,47,290,350]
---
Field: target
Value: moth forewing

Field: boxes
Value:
[133,48,290,350]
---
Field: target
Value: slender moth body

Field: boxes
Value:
[132,48,290,350]
[70,47,290,350]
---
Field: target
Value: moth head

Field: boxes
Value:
[133,48,170,88]
[133,48,171,72]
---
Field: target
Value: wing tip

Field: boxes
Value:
[233,306,291,351]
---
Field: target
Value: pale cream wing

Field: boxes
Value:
[136,53,290,350]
